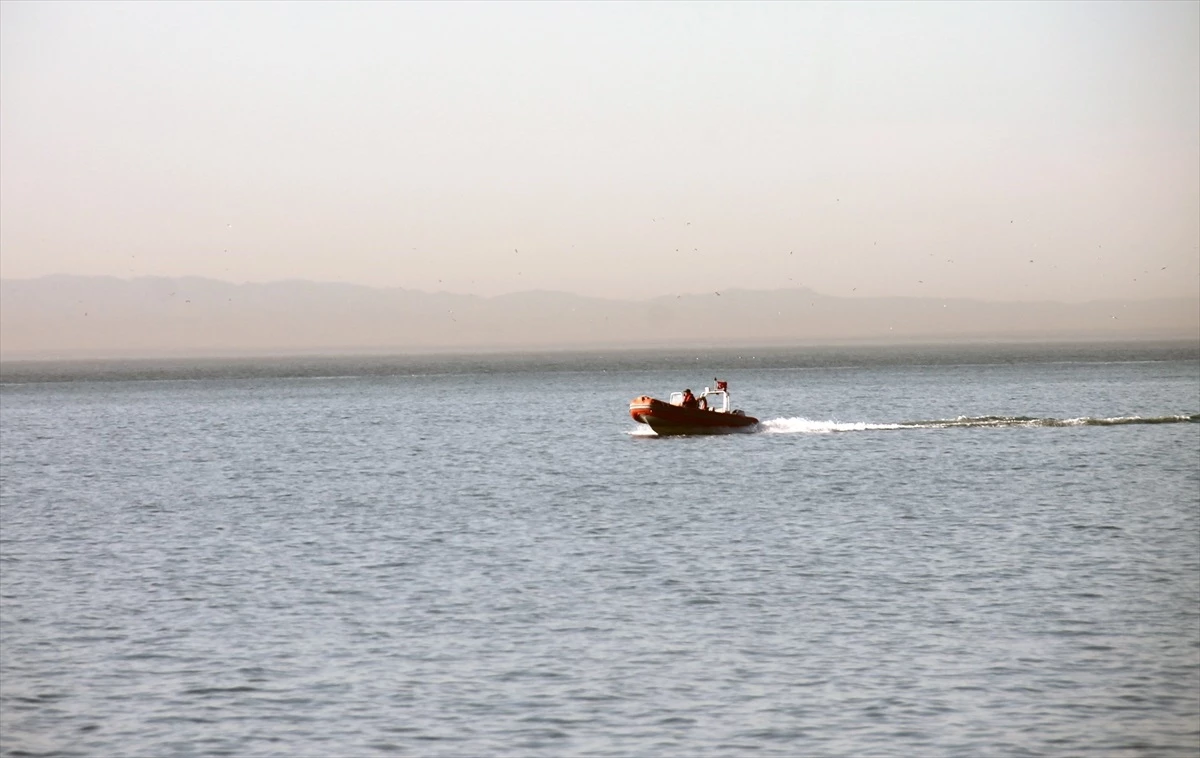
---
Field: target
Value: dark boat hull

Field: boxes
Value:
[629,396,759,436]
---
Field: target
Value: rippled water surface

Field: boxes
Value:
[2,343,1198,757]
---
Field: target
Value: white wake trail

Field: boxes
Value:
[754,417,902,434]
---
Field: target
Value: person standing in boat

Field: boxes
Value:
[681,389,698,409]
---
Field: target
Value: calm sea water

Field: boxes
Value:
[2,342,1198,758]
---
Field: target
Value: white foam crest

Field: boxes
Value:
[626,426,658,436]
[1058,417,1092,426]
[755,417,901,434]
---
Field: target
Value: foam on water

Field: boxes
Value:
[627,425,658,436]
[665,413,1200,435]
[892,413,1200,429]
[755,417,902,434]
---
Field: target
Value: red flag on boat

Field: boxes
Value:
[715,379,728,391]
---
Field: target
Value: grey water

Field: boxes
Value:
[2,342,1198,757]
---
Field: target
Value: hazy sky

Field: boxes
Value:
[2,0,1197,301]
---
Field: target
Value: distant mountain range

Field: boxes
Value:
[1,275,1196,358]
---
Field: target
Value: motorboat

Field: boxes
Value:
[629,379,759,435]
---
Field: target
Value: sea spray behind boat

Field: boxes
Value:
[750,414,1200,434]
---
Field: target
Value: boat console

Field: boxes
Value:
[669,386,733,413]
